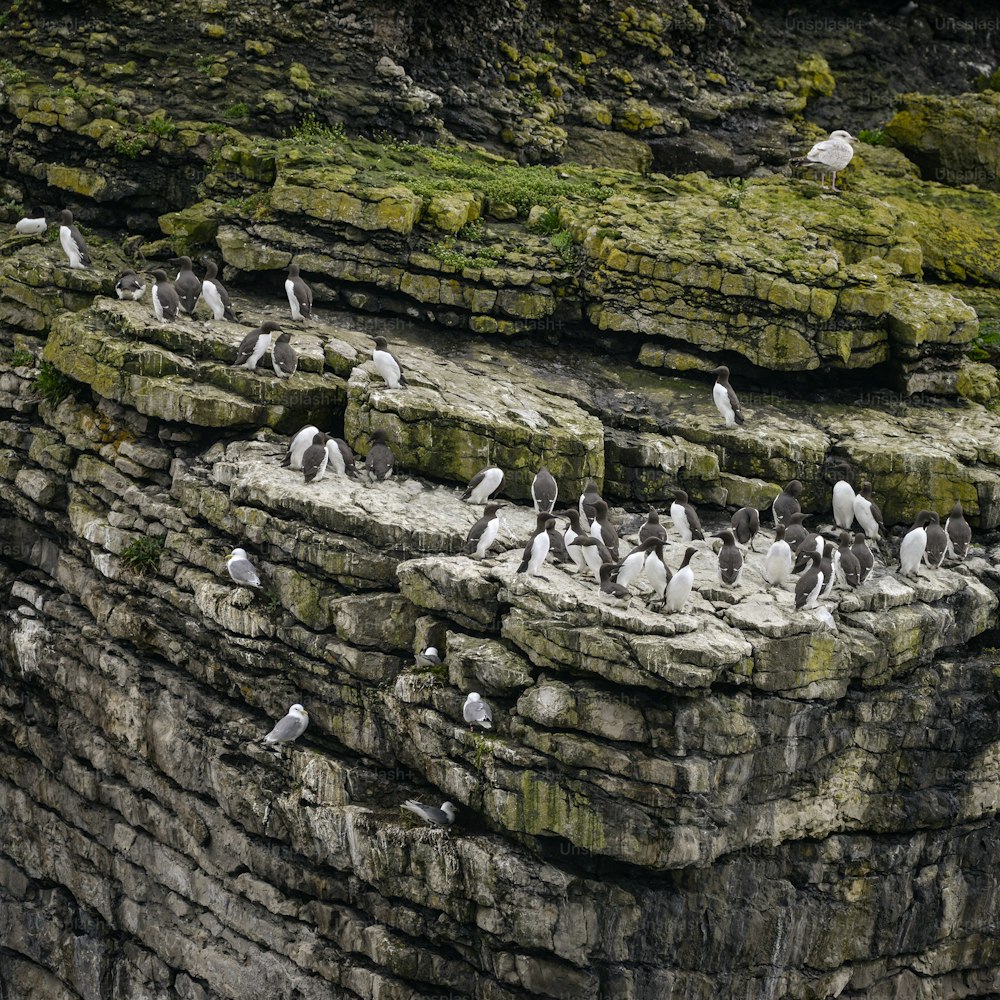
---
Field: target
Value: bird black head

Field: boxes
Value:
[285,263,300,275]
[260,320,283,333]
[151,269,168,281]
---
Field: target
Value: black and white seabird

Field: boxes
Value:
[173,255,202,315]
[832,479,857,531]
[793,531,824,574]
[852,533,874,584]
[115,269,146,301]
[796,130,857,192]
[547,520,574,565]
[819,542,837,598]
[567,534,613,584]
[233,320,281,370]
[285,262,313,322]
[271,331,298,378]
[763,524,793,587]
[783,512,811,552]
[642,540,670,603]
[463,692,493,731]
[795,551,824,610]
[282,424,320,470]
[461,466,503,503]
[365,429,395,481]
[772,480,803,527]
[151,269,180,322]
[561,509,590,574]
[531,467,558,514]
[302,432,330,483]
[923,512,948,570]
[15,207,46,236]
[731,506,761,550]
[853,482,886,541]
[837,532,861,588]
[58,210,91,269]
[599,562,630,601]
[945,500,972,560]
[670,490,704,543]
[616,538,660,590]
[517,513,554,578]
[638,508,668,544]
[589,499,620,560]
[664,546,697,613]
[579,479,601,528]
[715,530,743,587]
[464,502,503,559]
[712,365,744,428]
[899,511,932,577]
[372,336,408,389]
[325,437,358,478]
[202,260,236,321]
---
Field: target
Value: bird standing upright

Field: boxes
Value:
[670,490,705,543]
[233,320,281,370]
[531,467,558,514]
[58,210,91,269]
[464,502,503,559]
[517,513,553,578]
[271,331,298,378]
[796,129,857,192]
[302,432,330,484]
[763,524,793,586]
[715,530,743,587]
[264,704,309,746]
[772,480,803,527]
[285,262,313,322]
[664,547,697,613]
[150,270,179,323]
[832,479,857,531]
[365,429,395,481]
[945,500,971,560]
[173,255,202,316]
[372,336,408,389]
[461,466,503,503]
[712,365,744,428]
[899,512,931,577]
[202,260,236,321]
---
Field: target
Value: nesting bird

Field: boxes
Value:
[372,335,408,389]
[797,129,857,192]
[463,692,493,731]
[285,262,313,322]
[365,429,395,481]
[531,467,558,514]
[271,331,298,378]
[461,466,503,503]
[712,365,744,428]
[401,800,457,829]
[58,210,91,269]
[150,270,180,322]
[233,320,281,370]
[15,207,46,235]
[264,704,309,747]
[173,255,202,315]
[201,260,236,321]
[114,269,146,301]
[464,502,503,559]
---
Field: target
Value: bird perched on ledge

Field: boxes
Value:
[794,129,857,192]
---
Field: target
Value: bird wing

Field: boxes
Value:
[462,470,485,499]
[391,352,409,386]
[464,514,489,551]
[229,559,261,586]
[266,714,305,742]
[69,225,92,264]
[274,343,297,374]
[401,800,448,825]
[466,700,492,724]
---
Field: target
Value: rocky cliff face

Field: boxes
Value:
[4,2,1000,998]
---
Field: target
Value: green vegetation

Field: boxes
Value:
[473,733,491,770]
[0,58,28,85]
[223,102,249,120]
[10,349,33,368]
[120,536,164,575]
[34,362,77,406]
[290,113,346,144]
[858,128,885,146]
[520,85,544,109]
[550,229,577,265]
[458,220,487,242]
[138,115,177,138]
[969,320,1000,361]
[529,207,563,234]
[414,659,448,684]
[112,130,147,159]
[720,176,750,209]
[430,237,503,270]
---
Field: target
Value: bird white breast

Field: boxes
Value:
[616,551,646,589]
[476,517,499,557]
[324,439,346,475]
[642,553,668,595]
[665,567,693,611]
[285,279,301,320]
[528,532,550,572]
[373,350,402,388]
[807,138,854,171]
[832,482,856,528]
[247,334,272,368]
[853,497,878,537]
[802,572,823,608]
[60,226,83,267]
[16,218,47,235]
[670,503,690,539]
[152,286,164,320]
[471,468,503,503]
[764,541,792,584]
[713,383,735,424]
[202,281,225,319]
[900,528,926,573]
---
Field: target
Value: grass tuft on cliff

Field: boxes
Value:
[120,536,164,575]
[34,362,78,406]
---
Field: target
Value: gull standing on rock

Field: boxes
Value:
[664,547,697,613]
[463,693,493,731]
[670,490,705,543]
[401,800,457,830]
[712,365,744,428]
[365,429,395,482]
[763,524,793,586]
[151,270,180,323]
[271,331,298,378]
[233,320,281,370]
[464,502,503,559]
[832,478,857,531]
[945,500,971,560]
[285,262,313,322]
[715,530,743,587]
[772,480,803,527]
[264,704,309,747]
[797,130,857,192]
[115,269,146,301]
[531,467,558,514]
[58,210,91,269]
[202,260,236,321]
[226,547,262,588]
[461,466,503,503]
[899,512,931,577]
[302,432,330,483]
[15,207,46,235]
[282,424,320,470]
[517,513,553,578]
[173,256,202,316]
[372,336,408,389]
